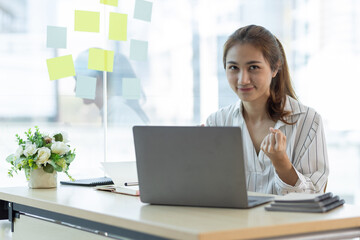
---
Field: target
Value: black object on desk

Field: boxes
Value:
[265,192,345,213]
[60,177,114,187]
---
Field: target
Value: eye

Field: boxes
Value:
[249,65,260,70]
[227,65,238,71]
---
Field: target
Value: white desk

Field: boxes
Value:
[0,186,360,240]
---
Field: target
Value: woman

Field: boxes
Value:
[206,25,329,195]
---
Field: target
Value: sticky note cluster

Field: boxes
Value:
[46,25,75,81]
[46,0,153,102]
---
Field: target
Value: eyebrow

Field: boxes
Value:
[226,60,263,65]
[246,60,262,65]
[226,61,238,65]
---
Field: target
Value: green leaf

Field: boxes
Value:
[65,153,76,164]
[32,128,44,148]
[20,159,30,169]
[16,134,25,145]
[51,153,60,162]
[53,133,63,142]
[25,128,33,143]
[28,159,35,168]
[13,157,24,167]
[25,168,31,180]
[43,164,54,173]
[35,137,44,148]
[65,171,75,181]
[48,161,62,172]
[6,154,16,163]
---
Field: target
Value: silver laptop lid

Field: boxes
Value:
[133,126,249,208]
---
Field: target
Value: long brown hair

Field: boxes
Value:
[223,25,297,124]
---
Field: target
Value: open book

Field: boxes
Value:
[95,185,139,196]
[94,162,139,196]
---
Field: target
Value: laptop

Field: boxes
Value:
[133,126,273,208]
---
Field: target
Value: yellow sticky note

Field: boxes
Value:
[100,0,118,7]
[74,10,100,33]
[109,12,127,41]
[88,48,114,72]
[46,55,76,80]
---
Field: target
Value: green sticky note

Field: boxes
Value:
[123,78,141,99]
[134,0,153,22]
[130,39,148,61]
[46,55,76,80]
[76,75,97,100]
[100,0,118,7]
[47,26,67,48]
[88,48,114,72]
[109,12,127,41]
[74,10,100,33]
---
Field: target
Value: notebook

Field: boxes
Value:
[60,177,113,187]
[273,192,333,202]
[133,126,274,208]
[265,192,345,213]
[95,161,139,196]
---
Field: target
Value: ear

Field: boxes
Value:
[272,69,278,78]
[272,61,281,78]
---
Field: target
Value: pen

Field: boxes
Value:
[124,182,138,186]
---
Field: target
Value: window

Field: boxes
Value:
[1,0,359,204]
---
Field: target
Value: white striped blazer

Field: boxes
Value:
[206,95,329,195]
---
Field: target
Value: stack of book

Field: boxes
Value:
[265,192,345,213]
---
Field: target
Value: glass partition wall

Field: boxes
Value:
[1,0,360,205]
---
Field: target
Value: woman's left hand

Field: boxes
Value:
[261,127,287,162]
[261,127,298,186]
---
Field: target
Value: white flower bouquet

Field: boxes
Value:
[6,126,75,181]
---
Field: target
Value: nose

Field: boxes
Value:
[237,70,250,85]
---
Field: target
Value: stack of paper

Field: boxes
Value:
[265,192,345,213]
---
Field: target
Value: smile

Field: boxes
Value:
[237,86,254,92]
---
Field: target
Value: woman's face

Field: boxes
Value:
[225,43,278,105]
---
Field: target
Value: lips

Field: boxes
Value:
[237,86,254,92]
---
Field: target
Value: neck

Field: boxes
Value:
[242,99,269,123]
